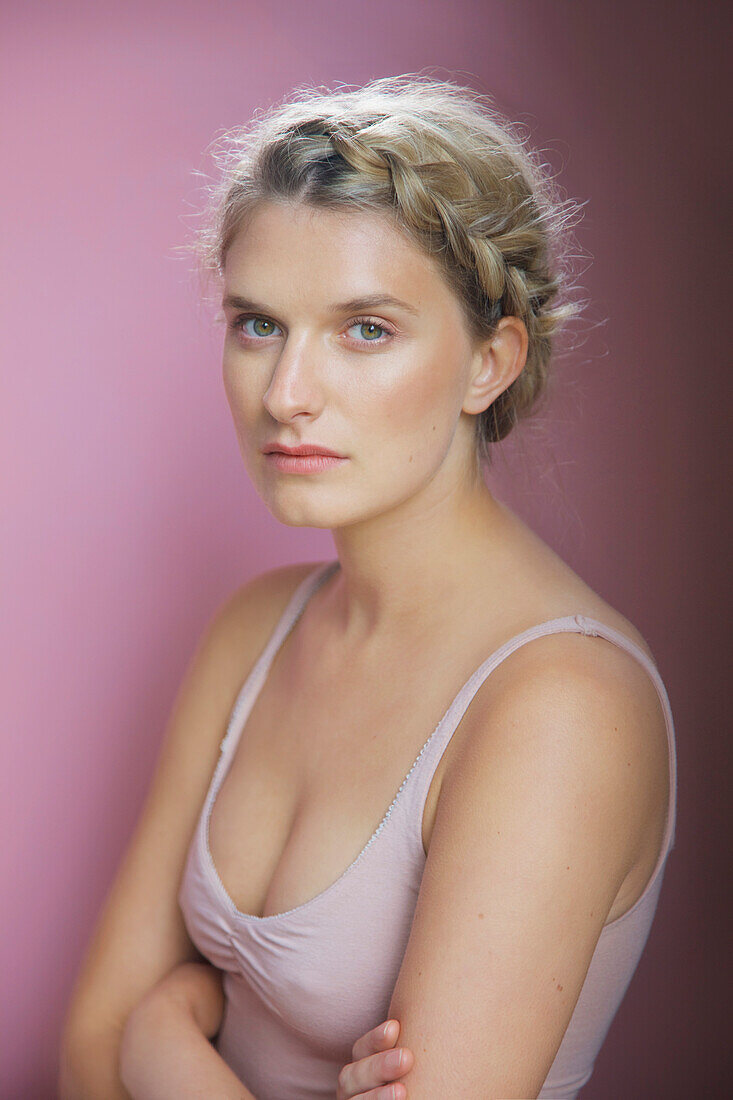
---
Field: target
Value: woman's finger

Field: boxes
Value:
[351,1018,400,1063]
[336,1045,414,1100]
[347,1085,407,1100]
[336,1018,395,1100]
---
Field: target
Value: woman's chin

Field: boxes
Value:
[263,495,350,529]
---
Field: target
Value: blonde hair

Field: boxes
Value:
[183,74,588,469]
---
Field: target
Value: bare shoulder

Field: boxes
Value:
[459,618,668,796]
[444,622,670,895]
[163,559,323,748]
[209,558,324,664]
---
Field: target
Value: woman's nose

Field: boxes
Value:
[262,338,325,420]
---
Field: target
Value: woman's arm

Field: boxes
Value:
[119,962,256,1100]
[58,1027,134,1100]
[122,960,416,1100]
[58,568,313,1098]
[385,638,667,1097]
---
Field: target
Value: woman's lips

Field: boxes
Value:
[264,452,349,474]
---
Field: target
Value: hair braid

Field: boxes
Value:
[183,74,588,468]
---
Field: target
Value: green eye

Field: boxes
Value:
[345,317,394,345]
[350,321,383,340]
[230,313,394,347]
[233,316,280,339]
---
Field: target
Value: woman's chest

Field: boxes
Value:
[203,572,636,926]
[205,645,478,922]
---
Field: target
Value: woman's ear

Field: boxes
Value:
[463,317,529,416]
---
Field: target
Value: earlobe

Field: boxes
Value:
[464,352,499,416]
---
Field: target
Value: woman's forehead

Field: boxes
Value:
[224,200,449,309]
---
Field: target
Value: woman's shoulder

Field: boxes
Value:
[482,604,663,725]
[445,579,671,883]
[207,559,326,659]
[480,577,664,732]
[492,501,658,665]
[221,558,324,618]
[445,533,669,799]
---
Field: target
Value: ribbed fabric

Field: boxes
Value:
[179,559,677,1099]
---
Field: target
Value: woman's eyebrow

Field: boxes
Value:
[221,292,420,317]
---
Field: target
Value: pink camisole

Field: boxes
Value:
[178,559,678,1099]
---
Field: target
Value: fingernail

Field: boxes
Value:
[382,1020,395,1040]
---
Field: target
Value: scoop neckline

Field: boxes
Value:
[201,556,456,924]
[199,560,676,929]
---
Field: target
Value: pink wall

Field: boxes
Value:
[2,0,727,1094]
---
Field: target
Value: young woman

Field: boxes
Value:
[59,76,677,1100]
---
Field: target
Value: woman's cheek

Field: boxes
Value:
[223,364,260,437]
[379,356,458,455]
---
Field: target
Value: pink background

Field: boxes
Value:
[2,1,728,1095]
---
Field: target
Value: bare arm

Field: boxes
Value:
[119,962,255,1099]
[58,563,317,1099]
[386,634,668,1097]
[121,960,416,1100]
[58,1027,133,1100]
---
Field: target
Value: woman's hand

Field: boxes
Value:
[336,1017,414,1099]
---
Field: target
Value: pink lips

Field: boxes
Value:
[264,450,348,474]
[261,440,348,473]
[262,441,346,458]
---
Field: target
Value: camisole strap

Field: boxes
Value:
[218,560,338,759]
[408,613,677,858]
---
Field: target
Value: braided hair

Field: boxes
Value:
[185,74,587,469]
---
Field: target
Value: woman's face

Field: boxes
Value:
[220,199,488,529]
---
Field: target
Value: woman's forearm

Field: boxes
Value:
[119,995,255,1100]
[58,1023,134,1100]
[59,961,228,1100]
